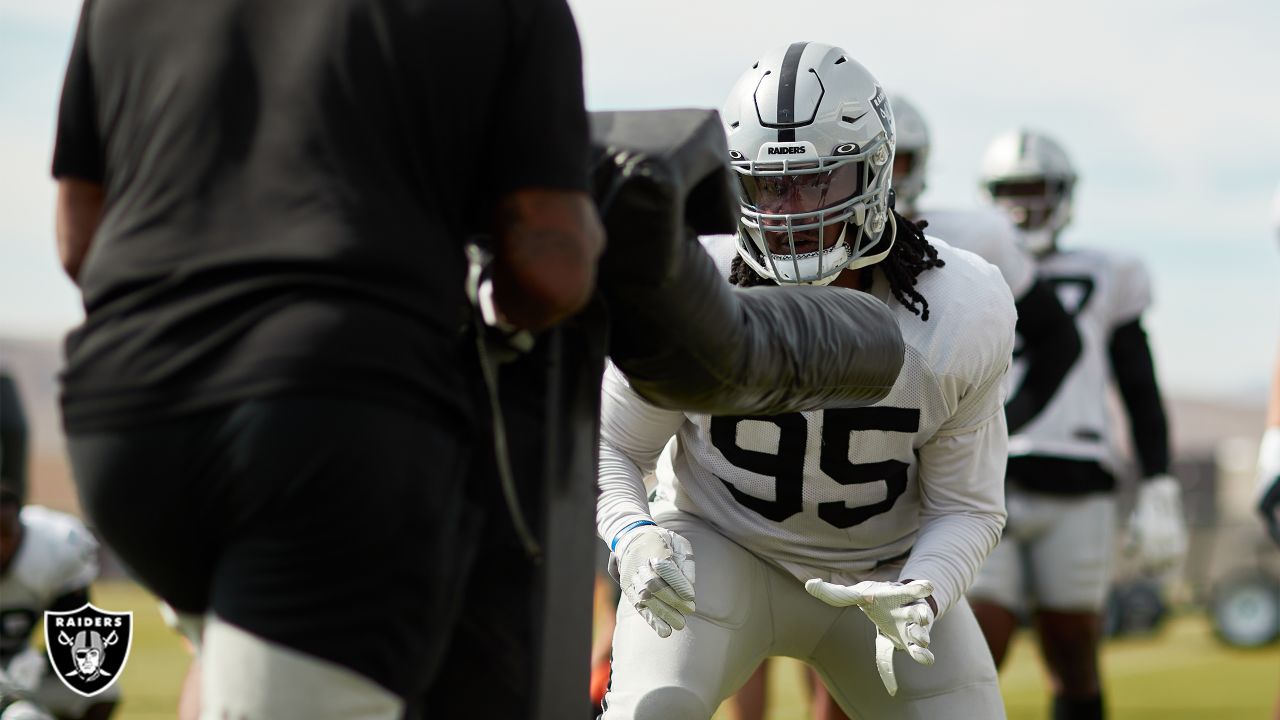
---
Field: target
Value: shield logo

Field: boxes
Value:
[43,603,133,697]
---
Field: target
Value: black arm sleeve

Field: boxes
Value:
[1005,278,1081,434]
[51,0,105,182]
[48,587,92,614]
[0,372,29,502]
[1109,318,1170,477]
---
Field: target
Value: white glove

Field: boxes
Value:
[805,578,935,696]
[4,646,48,691]
[609,524,696,638]
[1127,475,1189,572]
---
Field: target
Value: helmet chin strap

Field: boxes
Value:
[845,211,897,272]
[800,265,843,287]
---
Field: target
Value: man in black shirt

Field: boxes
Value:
[54,1,602,717]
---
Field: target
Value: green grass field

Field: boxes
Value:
[90,581,1277,719]
[709,616,1280,720]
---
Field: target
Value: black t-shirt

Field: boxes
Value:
[52,0,589,430]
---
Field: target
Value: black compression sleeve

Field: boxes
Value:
[1005,278,1081,434]
[1109,318,1170,477]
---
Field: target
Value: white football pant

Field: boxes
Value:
[603,510,1003,720]
[968,488,1117,613]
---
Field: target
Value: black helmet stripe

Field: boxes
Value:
[776,41,808,142]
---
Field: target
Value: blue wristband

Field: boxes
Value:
[610,520,657,552]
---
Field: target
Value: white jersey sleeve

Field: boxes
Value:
[898,243,1013,617]
[597,363,686,547]
[900,369,1009,618]
[1107,253,1152,326]
[919,207,1035,300]
[698,234,739,281]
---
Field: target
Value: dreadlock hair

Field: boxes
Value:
[728,210,945,320]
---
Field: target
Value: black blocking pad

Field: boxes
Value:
[590,109,905,415]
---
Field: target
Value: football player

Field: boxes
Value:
[0,493,118,720]
[967,131,1187,720]
[889,97,1081,436]
[596,42,1016,719]
[0,374,117,720]
[804,94,1088,720]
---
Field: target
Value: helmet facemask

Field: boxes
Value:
[985,176,1073,255]
[980,130,1077,257]
[722,43,899,286]
[732,135,896,285]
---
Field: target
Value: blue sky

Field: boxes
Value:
[1,0,1277,399]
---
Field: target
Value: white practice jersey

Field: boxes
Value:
[601,238,1016,617]
[916,207,1034,300]
[0,507,99,660]
[1005,247,1151,469]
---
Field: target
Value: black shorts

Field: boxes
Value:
[68,394,478,700]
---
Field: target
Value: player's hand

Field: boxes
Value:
[610,525,695,638]
[805,578,935,696]
[1127,474,1188,572]
[5,646,47,691]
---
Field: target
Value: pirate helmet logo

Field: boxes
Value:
[44,604,132,697]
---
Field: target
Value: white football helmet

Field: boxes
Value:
[980,130,1076,256]
[722,42,897,285]
[888,94,929,217]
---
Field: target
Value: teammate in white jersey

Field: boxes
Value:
[0,374,117,720]
[0,499,118,720]
[596,42,1016,720]
[801,95,1090,720]
[967,130,1187,720]
[890,96,1084,436]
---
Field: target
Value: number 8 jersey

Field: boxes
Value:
[1004,248,1151,470]
[597,237,1017,618]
